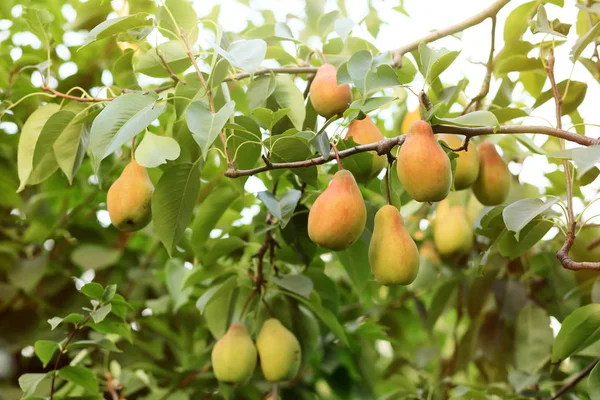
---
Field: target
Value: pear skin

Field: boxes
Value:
[107,160,154,232]
[309,64,352,119]
[211,323,257,384]
[308,169,366,250]
[369,205,420,285]
[472,141,511,206]
[343,116,387,182]
[397,120,452,202]
[466,192,484,225]
[433,201,473,256]
[400,108,420,134]
[437,134,480,190]
[257,319,301,382]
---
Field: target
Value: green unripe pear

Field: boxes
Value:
[433,200,473,256]
[308,169,366,251]
[256,319,301,382]
[309,63,352,119]
[211,323,257,384]
[343,116,387,182]
[397,120,452,202]
[369,205,420,285]
[437,134,480,190]
[472,141,511,206]
[107,160,154,232]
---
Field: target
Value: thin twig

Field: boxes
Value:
[330,143,342,170]
[41,86,113,102]
[465,16,497,112]
[551,356,600,399]
[226,67,318,82]
[391,0,510,67]
[161,364,211,400]
[157,50,186,85]
[385,165,392,205]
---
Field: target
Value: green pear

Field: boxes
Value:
[343,115,387,182]
[257,319,301,382]
[437,133,480,190]
[107,160,154,232]
[211,323,257,384]
[369,205,420,285]
[433,199,473,256]
[472,141,511,206]
[309,63,352,118]
[308,169,366,250]
[397,120,452,202]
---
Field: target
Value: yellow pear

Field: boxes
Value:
[369,205,420,285]
[437,134,480,190]
[400,108,420,133]
[433,199,473,256]
[211,323,257,384]
[472,141,511,206]
[397,120,452,202]
[256,319,301,382]
[308,169,366,250]
[466,192,484,225]
[309,63,352,118]
[343,115,387,182]
[107,160,154,232]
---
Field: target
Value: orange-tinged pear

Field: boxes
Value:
[211,323,257,384]
[397,120,452,202]
[309,64,352,119]
[433,199,473,256]
[343,116,387,182]
[472,141,511,206]
[437,134,480,190]
[369,205,420,285]
[107,160,154,232]
[307,170,366,251]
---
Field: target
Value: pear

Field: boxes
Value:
[472,141,511,206]
[369,205,420,285]
[400,108,420,133]
[256,319,301,382]
[466,192,484,225]
[211,323,257,384]
[308,169,366,250]
[437,134,480,190]
[433,200,473,256]
[107,160,154,232]
[309,63,352,118]
[397,120,452,202]
[343,115,387,182]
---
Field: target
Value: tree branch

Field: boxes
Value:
[41,86,113,102]
[225,67,318,82]
[465,16,497,112]
[551,356,600,399]
[391,0,510,67]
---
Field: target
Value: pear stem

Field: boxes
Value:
[385,165,392,205]
[130,137,136,160]
[330,143,343,170]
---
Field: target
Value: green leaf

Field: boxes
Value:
[272,76,306,130]
[9,254,47,293]
[531,5,570,37]
[135,40,191,78]
[317,10,340,37]
[496,55,543,74]
[152,162,201,256]
[590,362,600,400]
[252,107,290,130]
[515,304,553,374]
[247,75,276,110]
[216,39,267,73]
[552,304,600,363]
[427,50,460,84]
[549,146,600,177]
[82,13,152,48]
[335,17,355,40]
[47,313,84,330]
[112,49,140,90]
[264,132,317,186]
[337,238,371,293]
[135,131,181,168]
[34,340,59,368]
[23,7,53,48]
[273,275,313,298]
[502,197,559,240]
[572,22,600,62]
[365,64,402,93]
[53,117,89,184]
[19,373,50,399]
[58,366,99,392]
[191,185,239,251]
[17,103,60,192]
[186,101,235,159]
[491,107,528,123]
[67,339,121,352]
[87,315,132,342]
[498,218,552,258]
[197,275,237,338]
[257,189,301,228]
[166,258,193,312]
[80,282,104,300]
[433,111,500,129]
[158,0,198,43]
[71,244,122,271]
[103,285,117,303]
[89,92,166,171]
[505,2,536,44]
[91,304,112,323]
[533,80,587,115]
[348,50,373,95]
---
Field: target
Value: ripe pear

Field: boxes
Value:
[466,192,484,225]
[400,108,420,133]
[309,63,352,119]
[107,160,154,232]
[433,200,473,256]
[397,120,452,202]
[369,205,420,285]
[211,323,257,384]
[343,116,387,182]
[308,169,366,250]
[437,134,480,190]
[472,142,511,206]
[256,319,301,382]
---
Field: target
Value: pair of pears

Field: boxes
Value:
[211,319,301,384]
[398,120,511,205]
[107,160,154,231]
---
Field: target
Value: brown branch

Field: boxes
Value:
[441,136,471,152]
[157,50,186,85]
[466,16,497,112]
[551,356,600,399]
[330,142,342,170]
[391,0,510,67]
[588,237,600,251]
[105,371,120,400]
[41,86,113,102]
[225,67,318,82]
